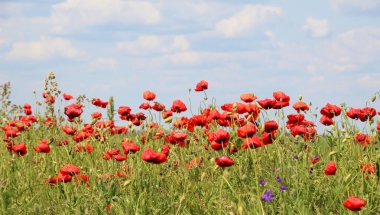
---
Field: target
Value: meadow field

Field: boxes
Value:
[1,73,379,214]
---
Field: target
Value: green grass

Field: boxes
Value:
[1,123,379,215]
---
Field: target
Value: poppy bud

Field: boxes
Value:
[164,116,173,123]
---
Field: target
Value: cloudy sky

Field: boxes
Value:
[1,0,380,113]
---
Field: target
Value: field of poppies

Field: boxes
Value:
[1,72,379,214]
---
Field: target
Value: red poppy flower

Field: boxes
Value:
[237,123,257,138]
[121,140,140,154]
[64,103,83,120]
[23,103,32,115]
[320,115,334,126]
[139,102,150,110]
[58,139,69,146]
[44,117,57,127]
[60,164,81,176]
[73,131,91,143]
[208,109,221,120]
[235,103,248,114]
[113,154,128,161]
[75,144,93,154]
[34,139,51,153]
[95,121,107,129]
[61,125,76,135]
[91,98,108,108]
[264,120,278,132]
[12,143,27,156]
[245,104,260,121]
[91,112,102,119]
[143,90,156,101]
[355,133,371,146]
[188,158,203,169]
[195,80,208,92]
[46,173,72,185]
[221,103,247,114]
[360,163,376,175]
[26,115,37,123]
[286,114,305,129]
[55,172,72,183]
[240,93,257,103]
[290,125,307,137]
[343,197,366,211]
[257,99,276,109]
[215,155,234,168]
[273,91,290,102]
[292,101,309,112]
[324,162,336,175]
[272,101,290,109]
[320,103,341,118]
[191,115,208,127]
[207,129,230,150]
[63,93,73,100]
[358,107,377,122]
[153,129,165,140]
[377,121,380,131]
[42,92,56,104]
[141,145,170,164]
[110,126,128,135]
[75,174,90,186]
[241,136,263,149]
[346,108,361,120]
[171,99,187,113]
[262,131,276,145]
[165,132,188,147]
[152,102,165,111]
[118,106,132,116]
[5,129,19,138]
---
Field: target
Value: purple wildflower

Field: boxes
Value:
[293,155,299,159]
[310,167,314,174]
[280,185,288,191]
[259,179,266,186]
[261,189,275,202]
[276,176,283,183]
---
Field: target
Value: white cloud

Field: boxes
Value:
[264,31,275,40]
[89,57,117,69]
[330,0,380,13]
[311,76,325,82]
[158,51,202,65]
[275,26,380,76]
[304,17,329,37]
[215,5,282,38]
[131,51,261,69]
[7,37,86,60]
[335,27,380,54]
[50,0,161,33]
[358,75,380,86]
[116,35,190,56]
[0,34,5,48]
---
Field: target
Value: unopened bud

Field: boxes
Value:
[298,95,303,101]
[164,116,173,123]
[246,114,252,121]
[372,95,376,102]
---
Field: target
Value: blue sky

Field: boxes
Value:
[1,0,380,114]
